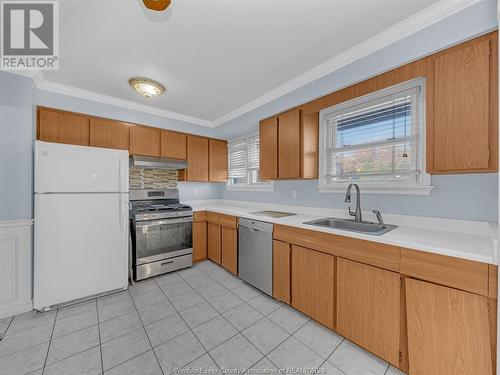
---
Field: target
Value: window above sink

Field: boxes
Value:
[317,78,433,196]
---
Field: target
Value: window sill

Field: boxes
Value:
[316,183,434,196]
[226,185,275,192]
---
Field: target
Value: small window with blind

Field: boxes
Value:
[318,78,432,195]
[227,134,274,191]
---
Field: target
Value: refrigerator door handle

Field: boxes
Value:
[119,195,124,232]
[118,156,122,193]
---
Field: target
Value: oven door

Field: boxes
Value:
[134,216,193,265]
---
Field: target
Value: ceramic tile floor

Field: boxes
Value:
[0,260,405,375]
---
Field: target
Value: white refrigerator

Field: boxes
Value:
[34,141,129,310]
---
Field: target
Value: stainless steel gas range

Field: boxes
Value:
[130,189,193,281]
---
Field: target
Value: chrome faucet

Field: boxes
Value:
[372,210,384,226]
[344,183,362,222]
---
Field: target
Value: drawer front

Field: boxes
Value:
[193,211,207,222]
[206,211,220,224]
[400,248,489,296]
[219,214,238,229]
[274,224,400,272]
[136,254,192,281]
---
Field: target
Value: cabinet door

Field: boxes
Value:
[260,117,278,180]
[129,125,160,156]
[291,245,335,329]
[161,131,187,159]
[221,226,237,274]
[38,108,90,146]
[209,139,228,182]
[273,240,291,304]
[278,109,301,179]
[432,38,492,172]
[337,258,400,366]
[187,136,209,182]
[90,118,129,150]
[406,278,493,375]
[207,223,221,264]
[193,222,207,262]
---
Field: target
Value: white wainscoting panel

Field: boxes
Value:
[0,220,33,319]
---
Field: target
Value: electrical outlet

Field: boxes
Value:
[291,190,297,200]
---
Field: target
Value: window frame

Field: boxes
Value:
[317,78,433,195]
[226,133,275,192]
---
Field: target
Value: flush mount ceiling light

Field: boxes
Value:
[143,0,171,11]
[128,77,166,98]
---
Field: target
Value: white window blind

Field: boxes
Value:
[227,134,273,190]
[247,136,260,171]
[319,78,432,195]
[228,140,247,181]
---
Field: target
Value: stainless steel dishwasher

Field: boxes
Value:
[238,218,273,296]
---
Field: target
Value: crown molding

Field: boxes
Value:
[211,0,484,127]
[36,80,214,127]
[3,0,484,129]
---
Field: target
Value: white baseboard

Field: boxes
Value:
[0,219,33,319]
[0,302,33,320]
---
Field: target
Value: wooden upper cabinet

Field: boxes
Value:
[38,108,90,146]
[278,109,301,179]
[291,245,335,330]
[260,109,318,180]
[89,118,129,150]
[337,258,400,366]
[430,36,497,173]
[161,130,187,159]
[260,116,278,180]
[301,112,319,179]
[129,125,160,156]
[405,278,493,375]
[209,139,228,182]
[186,136,209,182]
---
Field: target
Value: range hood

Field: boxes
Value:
[129,155,187,169]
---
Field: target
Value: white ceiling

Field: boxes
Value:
[42,0,445,125]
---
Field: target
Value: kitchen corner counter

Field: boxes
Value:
[187,200,498,265]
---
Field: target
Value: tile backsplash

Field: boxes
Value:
[129,168,178,190]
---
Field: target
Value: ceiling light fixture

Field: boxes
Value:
[129,77,166,98]
[143,0,171,12]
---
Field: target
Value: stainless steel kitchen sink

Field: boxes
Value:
[303,217,398,235]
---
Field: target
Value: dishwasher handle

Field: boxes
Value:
[238,218,273,233]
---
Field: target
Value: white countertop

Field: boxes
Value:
[186,199,498,265]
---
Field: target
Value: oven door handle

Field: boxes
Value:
[136,217,193,227]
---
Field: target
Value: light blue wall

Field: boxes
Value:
[215,0,499,222]
[0,72,35,221]
[178,182,225,202]
[224,175,498,221]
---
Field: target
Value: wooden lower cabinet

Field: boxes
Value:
[221,226,237,274]
[336,258,400,367]
[291,245,335,330]
[207,222,221,264]
[192,222,207,262]
[405,278,493,375]
[273,240,291,304]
